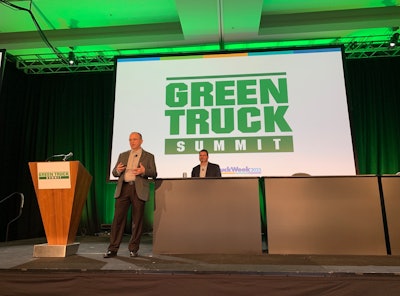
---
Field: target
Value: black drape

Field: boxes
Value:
[0,56,399,241]
[346,57,400,174]
[0,61,116,241]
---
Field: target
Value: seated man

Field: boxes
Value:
[191,149,221,178]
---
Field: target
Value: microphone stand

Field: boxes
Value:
[45,154,65,161]
[46,153,72,161]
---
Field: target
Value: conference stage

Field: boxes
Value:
[1,175,400,295]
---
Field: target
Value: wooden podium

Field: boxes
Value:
[29,161,92,257]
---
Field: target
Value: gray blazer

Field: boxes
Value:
[112,149,157,201]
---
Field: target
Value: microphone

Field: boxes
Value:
[63,152,73,161]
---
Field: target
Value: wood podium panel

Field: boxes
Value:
[264,176,387,255]
[153,178,262,254]
[381,176,400,255]
[29,161,92,247]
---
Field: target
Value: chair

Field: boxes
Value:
[291,172,311,177]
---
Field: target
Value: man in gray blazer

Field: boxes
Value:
[104,132,157,258]
[191,149,221,178]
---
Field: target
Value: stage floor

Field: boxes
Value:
[2,234,400,295]
[1,233,400,275]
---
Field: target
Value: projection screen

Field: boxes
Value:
[109,47,356,180]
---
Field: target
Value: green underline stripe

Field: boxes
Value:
[166,73,287,80]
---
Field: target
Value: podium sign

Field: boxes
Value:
[37,161,71,189]
[29,161,92,257]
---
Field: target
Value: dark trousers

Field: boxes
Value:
[108,182,145,253]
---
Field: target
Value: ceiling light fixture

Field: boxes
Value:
[389,32,399,48]
[68,51,77,65]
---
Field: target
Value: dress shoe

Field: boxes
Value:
[130,251,138,257]
[103,250,117,258]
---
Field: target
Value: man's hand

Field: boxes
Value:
[116,162,126,174]
[133,162,145,176]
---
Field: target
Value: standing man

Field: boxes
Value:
[104,132,157,258]
[191,149,222,178]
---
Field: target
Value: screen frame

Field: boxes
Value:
[108,45,358,181]
[0,49,6,95]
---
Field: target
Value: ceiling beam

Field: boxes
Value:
[0,22,184,51]
[259,6,400,40]
[175,0,220,42]
[222,0,263,41]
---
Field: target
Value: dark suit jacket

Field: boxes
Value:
[191,162,221,178]
[112,149,157,201]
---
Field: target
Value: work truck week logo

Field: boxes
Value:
[164,73,293,154]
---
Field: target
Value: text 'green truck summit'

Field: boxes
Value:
[164,73,293,154]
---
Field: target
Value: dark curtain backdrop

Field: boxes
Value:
[0,56,399,242]
[0,62,117,241]
[346,58,400,174]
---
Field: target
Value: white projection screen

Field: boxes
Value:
[109,47,356,180]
